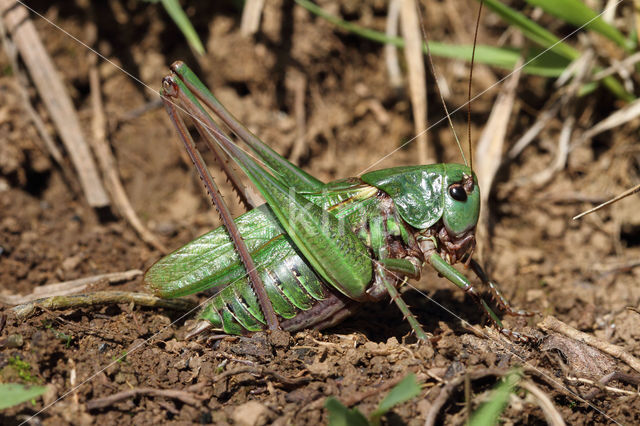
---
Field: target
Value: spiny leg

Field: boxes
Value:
[189,103,258,210]
[161,84,280,331]
[375,262,428,341]
[428,253,530,342]
[469,259,533,317]
[170,61,324,192]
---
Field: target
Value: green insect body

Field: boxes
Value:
[146,61,528,341]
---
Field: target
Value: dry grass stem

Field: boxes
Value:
[400,0,430,164]
[519,380,566,426]
[566,376,640,397]
[0,21,64,166]
[517,51,593,188]
[213,366,311,386]
[87,51,168,253]
[0,0,110,207]
[580,98,640,142]
[424,368,508,426]
[592,52,640,83]
[385,0,403,89]
[474,57,522,260]
[556,49,593,88]
[526,114,573,187]
[507,99,562,160]
[240,0,265,37]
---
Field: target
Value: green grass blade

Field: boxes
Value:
[479,0,633,101]
[0,383,47,410]
[159,0,205,55]
[468,370,521,426]
[480,0,579,60]
[370,374,421,422]
[295,0,568,76]
[526,0,630,50]
[296,0,633,100]
[325,397,369,426]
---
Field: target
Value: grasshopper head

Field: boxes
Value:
[441,165,480,237]
[438,165,480,263]
[361,163,480,264]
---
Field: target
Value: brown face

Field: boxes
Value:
[437,224,476,265]
[415,220,476,266]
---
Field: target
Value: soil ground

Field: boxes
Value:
[1,1,640,424]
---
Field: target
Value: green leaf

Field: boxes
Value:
[325,397,369,426]
[0,383,47,410]
[519,47,572,77]
[159,0,205,55]
[526,0,630,50]
[468,371,521,426]
[371,374,421,420]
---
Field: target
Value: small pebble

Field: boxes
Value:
[545,217,566,239]
[232,401,273,426]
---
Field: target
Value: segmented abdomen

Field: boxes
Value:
[198,242,331,334]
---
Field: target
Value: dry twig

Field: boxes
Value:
[525,113,573,187]
[11,291,196,320]
[214,366,311,386]
[86,387,202,410]
[515,50,592,188]
[507,99,562,160]
[538,316,640,374]
[0,270,143,305]
[592,52,640,81]
[580,371,640,400]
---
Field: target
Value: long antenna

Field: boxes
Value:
[468,1,484,172]
[413,1,467,166]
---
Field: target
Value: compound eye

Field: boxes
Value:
[449,184,467,202]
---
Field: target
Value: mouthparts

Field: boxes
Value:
[417,222,476,265]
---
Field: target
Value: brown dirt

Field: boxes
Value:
[1,1,639,424]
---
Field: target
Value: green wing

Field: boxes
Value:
[144,181,379,300]
[146,205,284,298]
